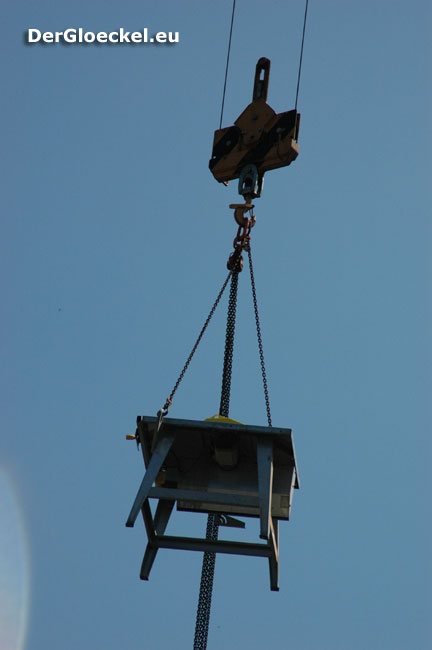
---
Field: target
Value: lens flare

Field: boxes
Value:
[0,468,30,650]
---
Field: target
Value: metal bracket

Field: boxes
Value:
[125,427,176,528]
[217,514,245,529]
[238,164,263,198]
[253,57,271,101]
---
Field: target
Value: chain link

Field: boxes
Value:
[219,267,240,417]
[192,231,272,650]
[247,246,272,427]
[163,270,233,411]
[194,251,242,650]
[193,513,219,650]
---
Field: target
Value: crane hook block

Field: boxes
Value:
[209,57,300,187]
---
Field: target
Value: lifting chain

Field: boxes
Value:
[159,270,233,417]
[154,198,271,650]
[193,513,219,650]
[219,263,239,416]
[194,256,241,650]
[194,207,254,650]
[247,245,272,427]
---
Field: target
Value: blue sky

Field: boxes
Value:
[1,2,431,649]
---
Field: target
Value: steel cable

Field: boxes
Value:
[219,0,237,129]
[294,0,309,113]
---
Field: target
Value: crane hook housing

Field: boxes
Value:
[209,57,300,196]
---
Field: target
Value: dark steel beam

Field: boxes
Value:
[125,431,175,527]
[149,487,259,509]
[154,534,273,558]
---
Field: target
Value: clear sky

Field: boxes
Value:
[1,1,431,649]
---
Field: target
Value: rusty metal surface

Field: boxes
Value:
[209,58,300,185]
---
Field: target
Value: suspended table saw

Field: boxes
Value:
[126,415,299,591]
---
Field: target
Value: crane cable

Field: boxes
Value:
[218,0,309,131]
[219,0,237,129]
[295,0,309,113]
